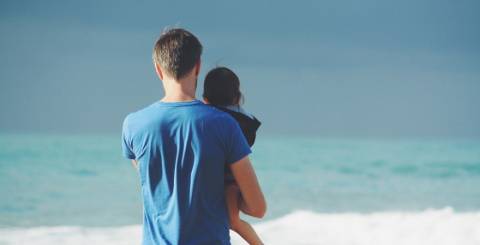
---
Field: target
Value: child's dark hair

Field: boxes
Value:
[203,67,242,106]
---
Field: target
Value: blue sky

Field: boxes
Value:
[1,0,479,138]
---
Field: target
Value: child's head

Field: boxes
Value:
[203,67,242,106]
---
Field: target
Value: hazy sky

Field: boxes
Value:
[1,0,479,138]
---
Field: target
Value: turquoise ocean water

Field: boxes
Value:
[1,134,479,228]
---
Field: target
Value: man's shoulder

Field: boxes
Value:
[122,102,160,132]
[123,101,234,128]
[199,104,238,124]
[123,103,237,131]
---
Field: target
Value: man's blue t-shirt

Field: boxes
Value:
[121,99,251,245]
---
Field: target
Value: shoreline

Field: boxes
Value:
[2,208,480,245]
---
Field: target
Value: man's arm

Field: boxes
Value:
[230,156,266,218]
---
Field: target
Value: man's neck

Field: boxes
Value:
[161,94,196,102]
[161,76,197,103]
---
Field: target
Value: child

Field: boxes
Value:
[203,67,263,245]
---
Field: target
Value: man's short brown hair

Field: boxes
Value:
[152,28,203,80]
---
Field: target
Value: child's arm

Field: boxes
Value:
[225,185,263,244]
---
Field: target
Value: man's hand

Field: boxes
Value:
[230,156,266,218]
[131,160,138,169]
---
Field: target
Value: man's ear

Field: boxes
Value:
[155,63,164,80]
[194,59,201,77]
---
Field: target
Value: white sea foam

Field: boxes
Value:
[1,208,479,245]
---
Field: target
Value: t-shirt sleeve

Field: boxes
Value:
[225,116,252,165]
[121,116,136,160]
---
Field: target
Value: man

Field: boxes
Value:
[121,28,266,245]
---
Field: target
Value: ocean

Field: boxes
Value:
[1,134,479,244]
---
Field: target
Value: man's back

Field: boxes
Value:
[122,100,251,245]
